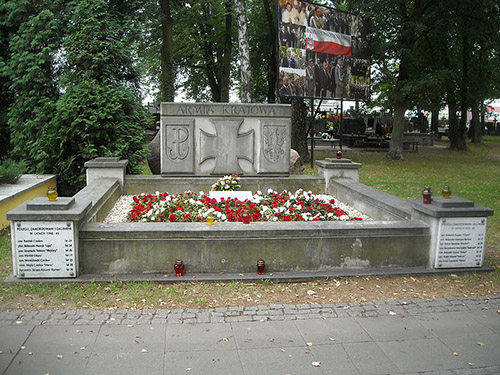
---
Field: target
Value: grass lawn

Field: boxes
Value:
[1,136,499,310]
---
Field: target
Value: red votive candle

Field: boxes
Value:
[422,187,432,204]
[242,213,251,224]
[174,260,185,276]
[336,150,342,159]
[257,260,265,275]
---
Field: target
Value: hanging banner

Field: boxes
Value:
[277,0,371,101]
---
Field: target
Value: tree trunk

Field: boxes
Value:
[220,0,233,103]
[160,0,175,102]
[388,100,405,160]
[235,0,252,103]
[430,109,439,134]
[451,18,469,150]
[291,98,309,163]
[480,102,486,136]
[470,103,482,144]
[448,97,462,150]
[262,0,276,103]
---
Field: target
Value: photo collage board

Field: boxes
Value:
[277,0,371,101]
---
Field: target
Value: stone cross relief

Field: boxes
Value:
[200,118,254,174]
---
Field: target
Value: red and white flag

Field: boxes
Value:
[305,27,352,57]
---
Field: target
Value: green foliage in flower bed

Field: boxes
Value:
[129,189,362,223]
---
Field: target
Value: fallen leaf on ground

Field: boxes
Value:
[453,352,459,356]
[269,338,275,342]
[306,342,313,346]
[15,321,22,324]
[468,362,475,366]
[389,311,396,315]
[477,342,485,346]
[141,349,148,353]
[312,361,321,367]
[56,355,63,359]
[329,338,336,341]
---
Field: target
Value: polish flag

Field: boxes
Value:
[305,27,352,57]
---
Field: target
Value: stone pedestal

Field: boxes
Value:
[160,103,291,176]
[316,158,362,192]
[410,197,494,269]
[7,197,91,278]
[85,157,128,192]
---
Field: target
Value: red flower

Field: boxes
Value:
[169,214,177,222]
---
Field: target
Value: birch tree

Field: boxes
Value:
[235,0,252,102]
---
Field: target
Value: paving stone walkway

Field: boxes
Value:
[0,295,499,374]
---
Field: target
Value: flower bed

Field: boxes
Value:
[128,189,366,223]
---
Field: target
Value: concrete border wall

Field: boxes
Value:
[75,179,121,223]
[79,220,430,274]
[328,179,413,221]
[124,175,325,195]
[75,175,431,275]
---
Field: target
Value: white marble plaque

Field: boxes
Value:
[435,217,487,268]
[13,221,77,278]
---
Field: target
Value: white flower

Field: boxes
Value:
[199,191,205,196]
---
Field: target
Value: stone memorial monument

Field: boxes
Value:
[8,197,91,278]
[410,196,494,268]
[160,103,291,176]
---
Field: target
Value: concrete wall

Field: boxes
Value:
[79,220,430,274]
[328,178,413,221]
[124,175,325,195]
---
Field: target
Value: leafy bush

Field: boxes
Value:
[0,159,26,184]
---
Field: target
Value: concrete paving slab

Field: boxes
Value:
[294,317,371,344]
[164,349,244,375]
[354,315,432,341]
[377,337,466,373]
[0,325,33,355]
[93,324,165,353]
[308,343,361,374]
[469,309,500,333]
[4,353,88,375]
[166,323,236,352]
[22,325,98,354]
[342,341,402,374]
[0,354,14,374]
[231,320,304,349]
[84,352,164,375]
[439,333,500,367]
[238,347,322,375]
[416,311,495,337]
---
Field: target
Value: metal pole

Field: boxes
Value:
[340,98,343,150]
[310,99,314,168]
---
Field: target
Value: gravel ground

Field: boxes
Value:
[102,193,371,223]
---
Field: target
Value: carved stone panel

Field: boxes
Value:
[161,118,194,174]
[258,120,291,174]
[200,118,255,175]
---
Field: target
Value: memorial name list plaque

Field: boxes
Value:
[13,221,77,278]
[435,217,487,268]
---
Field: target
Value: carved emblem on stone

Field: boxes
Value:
[263,125,286,163]
[166,126,190,160]
[200,118,254,174]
